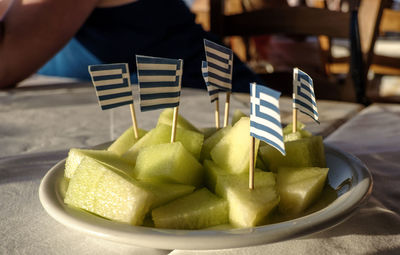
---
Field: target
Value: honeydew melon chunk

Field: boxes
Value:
[64,157,153,225]
[122,124,204,162]
[139,181,195,209]
[157,108,200,132]
[283,122,306,134]
[94,166,153,225]
[203,159,232,192]
[200,125,232,162]
[107,127,147,155]
[64,157,105,212]
[255,154,267,170]
[211,117,260,174]
[133,142,204,187]
[282,122,312,141]
[259,135,326,172]
[277,167,329,215]
[284,131,302,142]
[231,110,247,125]
[214,172,279,227]
[199,127,218,139]
[152,188,228,229]
[65,148,134,179]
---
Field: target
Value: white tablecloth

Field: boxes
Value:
[2,83,398,254]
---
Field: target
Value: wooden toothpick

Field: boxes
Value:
[292,108,297,133]
[129,104,139,139]
[249,136,255,190]
[171,106,179,143]
[215,99,220,129]
[224,91,231,127]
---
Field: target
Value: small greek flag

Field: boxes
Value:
[204,39,233,91]
[250,83,285,155]
[201,61,219,103]
[136,55,183,112]
[88,63,133,110]
[293,68,319,123]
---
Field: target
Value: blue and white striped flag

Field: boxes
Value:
[250,83,285,155]
[136,55,183,112]
[204,39,233,91]
[293,68,319,123]
[88,63,133,110]
[201,61,219,103]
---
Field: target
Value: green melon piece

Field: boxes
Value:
[152,188,228,229]
[255,154,267,170]
[133,142,204,187]
[283,122,305,134]
[157,108,200,132]
[282,122,312,141]
[200,125,232,162]
[107,127,147,155]
[64,157,153,225]
[94,168,153,225]
[203,159,232,192]
[259,135,326,172]
[210,117,260,174]
[64,157,105,212]
[122,124,204,162]
[139,181,195,209]
[199,127,218,139]
[277,167,329,215]
[64,148,134,179]
[231,110,248,125]
[214,171,279,227]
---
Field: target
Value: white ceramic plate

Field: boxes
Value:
[39,144,372,250]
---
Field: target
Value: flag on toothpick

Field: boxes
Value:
[250,83,285,156]
[203,39,233,91]
[88,63,133,110]
[136,55,183,142]
[201,61,219,103]
[293,68,319,123]
[249,83,285,189]
[136,55,183,112]
[88,63,139,139]
[202,61,220,128]
[204,39,233,127]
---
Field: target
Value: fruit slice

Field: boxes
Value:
[64,157,153,225]
[259,135,326,172]
[200,125,232,162]
[139,181,195,209]
[64,148,134,179]
[282,122,312,142]
[152,188,228,229]
[122,124,204,162]
[214,171,279,227]
[107,127,147,155]
[277,167,329,215]
[203,159,232,192]
[64,157,104,212]
[210,117,260,174]
[231,109,247,125]
[157,108,200,132]
[199,127,218,139]
[133,142,204,187]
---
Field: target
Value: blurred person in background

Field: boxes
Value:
[0,0,260,91]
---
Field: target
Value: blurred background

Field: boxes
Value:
[188,0,400,104]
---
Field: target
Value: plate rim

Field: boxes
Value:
[39,144,373,250]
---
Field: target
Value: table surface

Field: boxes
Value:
[1,78,399,254]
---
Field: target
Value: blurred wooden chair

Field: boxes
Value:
[370,2,400,76]
[208,0,385,104]
[325,0,400,102]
